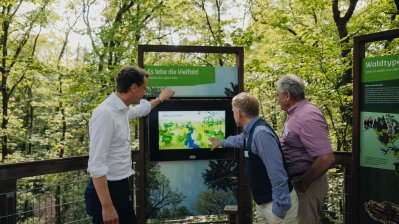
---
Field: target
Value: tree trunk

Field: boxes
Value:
[1,8,10,160]
[332,0,359,151]
[1,2,48,160]
[332,0,358,88]
[1,86,9,160]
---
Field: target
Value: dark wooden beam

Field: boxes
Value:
[138,45,243,54]
[0,156,88,181]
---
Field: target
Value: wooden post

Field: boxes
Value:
[0,179,17,224]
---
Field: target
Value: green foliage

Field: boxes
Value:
[1,0,399,222]
[158,206,193,220]
[202,160,238,192]
[321,168,345,224]
[15,171,89,223]
[243,0,399,152]
[194,189,234,215]
[145,162,186,219]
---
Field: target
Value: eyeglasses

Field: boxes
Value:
[275,91,287,98]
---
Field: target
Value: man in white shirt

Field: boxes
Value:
[85,66,174,224]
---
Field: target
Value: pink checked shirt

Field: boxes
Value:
[281,99,333,176]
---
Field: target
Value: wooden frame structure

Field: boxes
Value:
[136,45,249,223]
[352,29,399,224]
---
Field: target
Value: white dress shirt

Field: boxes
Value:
[87,92,151,180]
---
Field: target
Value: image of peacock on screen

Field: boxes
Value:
[158,111,225,150]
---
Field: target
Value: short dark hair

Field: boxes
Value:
[115,67,149,93]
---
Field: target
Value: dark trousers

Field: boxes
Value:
[84,178,137,224]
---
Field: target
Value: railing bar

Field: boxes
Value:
[48,189,52,224]
[15,178,90,195]
[73,183,77,222]
[65,217,91,223]
[2,152,350,223]
[3,200,88,217]
[32,197,36,224]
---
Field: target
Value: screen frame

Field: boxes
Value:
[148,99,237,161]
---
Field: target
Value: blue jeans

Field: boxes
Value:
[84,178,137,224]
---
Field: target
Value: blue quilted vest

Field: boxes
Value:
[244,118,293,205]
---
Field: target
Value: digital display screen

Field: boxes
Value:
[158,111,225,150]
[148,99,237,161]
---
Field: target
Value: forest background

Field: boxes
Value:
[1,0,398,222]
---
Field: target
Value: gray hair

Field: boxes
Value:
[277,74,305,100]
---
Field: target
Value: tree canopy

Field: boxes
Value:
[0,0,398,163]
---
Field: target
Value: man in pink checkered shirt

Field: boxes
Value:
[275,74,335,224]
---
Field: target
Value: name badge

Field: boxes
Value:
[244,151,249,158]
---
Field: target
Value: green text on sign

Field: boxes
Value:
[145,66,215,86]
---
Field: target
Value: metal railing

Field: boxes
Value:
[322,152,353,224]
[0,156,92,224]
[0,151,352,224]
[10,172,90,223]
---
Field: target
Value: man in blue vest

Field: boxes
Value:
[209,92,298,223]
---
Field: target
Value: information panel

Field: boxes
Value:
[138,45,247,223]
[359,54,399,223]
[145,66,238,98]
